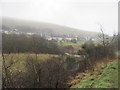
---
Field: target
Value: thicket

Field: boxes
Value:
[78,40,116,60]
[2,56,71,88]
[2,34,62,54]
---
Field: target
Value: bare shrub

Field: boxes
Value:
[12,56,69,88]
[40,57,69,88]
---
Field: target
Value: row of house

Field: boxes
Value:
[1,29,35,35]
[46,36,78,42]
[1,29,98,42]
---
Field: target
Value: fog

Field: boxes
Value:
[1,0,118,35]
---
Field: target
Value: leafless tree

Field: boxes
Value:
[2,52,19,88]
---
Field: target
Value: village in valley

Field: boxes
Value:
[1,28,99,43]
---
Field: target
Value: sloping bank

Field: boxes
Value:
[70,59,118,88]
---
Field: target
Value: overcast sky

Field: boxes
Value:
[0,0,118,36]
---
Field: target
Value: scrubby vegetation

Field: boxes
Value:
[2,34,62,54]
[2,32,119,88]
[2,54,76,88]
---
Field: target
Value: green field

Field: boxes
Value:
[57,41,84,46]
[70,59,118,88]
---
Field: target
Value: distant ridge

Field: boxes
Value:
[2,17,100,39]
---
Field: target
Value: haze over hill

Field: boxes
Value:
[2,18,101,40]
[1,1,117,36]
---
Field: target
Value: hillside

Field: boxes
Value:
[2,18,100,39]
[69,59,118,88]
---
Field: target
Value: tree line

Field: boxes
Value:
[2,33,62,54]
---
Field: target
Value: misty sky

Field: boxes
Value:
[1,0,118,36]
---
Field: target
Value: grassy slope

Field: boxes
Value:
[70,59,118,88]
